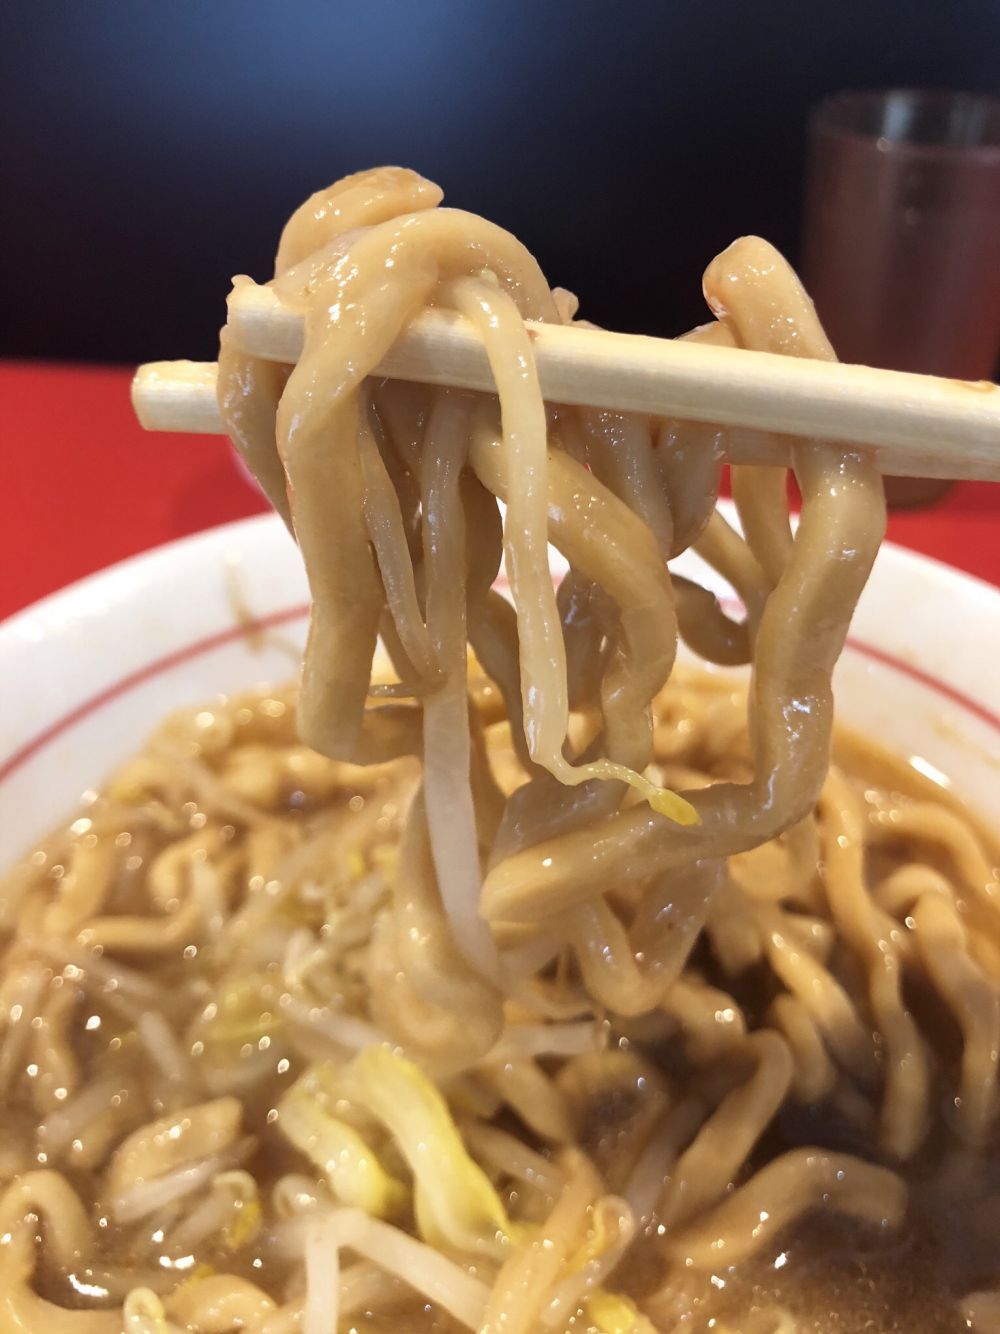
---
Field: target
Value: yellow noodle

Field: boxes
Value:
[819,768,930,1157]
[662,1148,907,1269]
[658,1031,793,1227]
[913,893,1000,1143]
[479,1151,601,1334]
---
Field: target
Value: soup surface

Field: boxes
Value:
[1,667,997,1332]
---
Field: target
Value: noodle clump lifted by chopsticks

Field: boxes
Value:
[219,165,886,1004]
[0,167,998,1333]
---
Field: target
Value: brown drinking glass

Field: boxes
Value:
[803,89,1000,506]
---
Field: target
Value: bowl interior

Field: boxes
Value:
[1,511,998,865]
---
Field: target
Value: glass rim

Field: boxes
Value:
[810,87,1000,161]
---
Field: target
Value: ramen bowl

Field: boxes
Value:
[1,510,998,866]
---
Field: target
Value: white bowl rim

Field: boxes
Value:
[1,511,998,804]
[5,511,1000,642]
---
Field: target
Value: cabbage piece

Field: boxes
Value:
[196,973,286,1052]
[278,1074,407,1218]
[584,1290,658,1334]
[335,1045,516,1255]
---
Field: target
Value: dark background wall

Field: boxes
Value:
[2,0,998,366]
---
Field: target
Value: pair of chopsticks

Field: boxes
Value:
[132,280,1000,480]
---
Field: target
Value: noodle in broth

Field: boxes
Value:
[1,168,998,1332]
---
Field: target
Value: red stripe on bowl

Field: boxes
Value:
[0,604,309,783]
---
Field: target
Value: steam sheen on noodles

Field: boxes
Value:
[1,167,998,1332]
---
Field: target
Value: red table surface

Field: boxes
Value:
[2,359,998,623]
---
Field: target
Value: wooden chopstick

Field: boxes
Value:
[131,280,1000,481]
